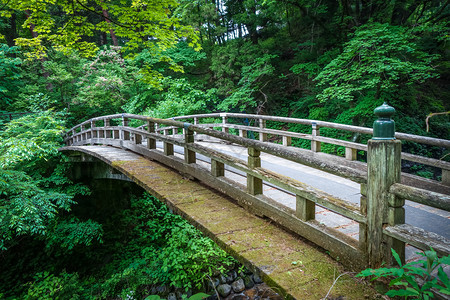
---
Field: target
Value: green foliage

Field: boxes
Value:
[145,292,210,300]
[315,23,439,104]
[96,193,234,296]
[24,271,86,300]
[219,53,277,112]
[145,78,217,119]
[0,44,22,110]
[44,217,103,251]
[74,47,139,119]
[357,248,450,299]
[0,111,65,170]
[0,112,96,251]
[0,0,199,58]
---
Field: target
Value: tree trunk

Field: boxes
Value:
[102,9,118,46]
[5,14,17,47]
[25,10,38,38]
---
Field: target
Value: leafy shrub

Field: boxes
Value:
[357,248,450,299]
[97,194,234,297]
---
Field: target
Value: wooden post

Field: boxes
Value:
[345,147,357,160]
[184,127,196,164]
[282,136,291,147]
[359,183,368,252]
[147,121,156,149]
[135,134,142,144]
[295,195,315,221]
[122,116,130,140]
[367,103,401,267]
[367,139,401,267]
[194,117,199,135]
[81,124,86,141]
[221,114,229,133]
[259,119,267,142]
[311,122,321,152]
[104,119,111,138]
[164,141,174,156]
[239,129,247,138]
[388,192,405,265]
[211,159,224,177]
[90,121,95,138]
[442,169,450,186]
[247,147,263,195]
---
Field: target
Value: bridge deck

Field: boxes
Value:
[62,145,378,300]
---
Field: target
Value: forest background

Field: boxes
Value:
[0,0,449,298]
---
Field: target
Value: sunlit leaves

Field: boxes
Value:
[0,0,200,60]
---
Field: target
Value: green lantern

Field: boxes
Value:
[373,102,396,140]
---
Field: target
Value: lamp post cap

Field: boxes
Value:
[374,102,395,118]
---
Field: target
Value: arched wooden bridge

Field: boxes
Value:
[61,112,450,299]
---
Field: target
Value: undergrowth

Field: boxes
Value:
[0,193,235,299]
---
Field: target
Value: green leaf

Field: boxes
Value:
[391,248,402,267]
[188,293,210,300]
[386,287,419,297]
[145,296,162,300]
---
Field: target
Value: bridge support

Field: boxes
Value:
[147,121,156,149]
[184,128,196,164]
[247,147,262,195]
[295,195,315,221]
[311,122,321,152]
[211,159,224,177]
[259,119,267,142]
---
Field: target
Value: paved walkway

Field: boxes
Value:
[62,145,379,300]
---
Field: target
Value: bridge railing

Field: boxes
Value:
[64,109,449,269]
[168,112,450,188]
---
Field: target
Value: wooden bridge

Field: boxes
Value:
[60,110,450,299]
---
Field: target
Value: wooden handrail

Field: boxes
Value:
[389,183,450,211]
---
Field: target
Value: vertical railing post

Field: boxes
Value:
[442,169,450,185]
[163,128,174,156]
[282,135,291,147]
[211,159,224,177]
[221,113,229,133]
[121,115,130,140]
[367,103,401,267]
[359,183,368,253]
[311,122,321,152]
[184,125,196,164]
[147,121,156,149]
[295,195,315,221]
[239,129,247,138]
[194,117,199,135]
[247,147,263,195]
[81,124,86,141]
[345,147,357,160]
[90,120,94,139]
[259,119,267,142]
[104,118,111,138]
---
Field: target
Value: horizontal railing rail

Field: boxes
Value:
[167,113,450,180]
[64,111,450,270]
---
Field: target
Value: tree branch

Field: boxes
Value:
[426,111,449,132]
